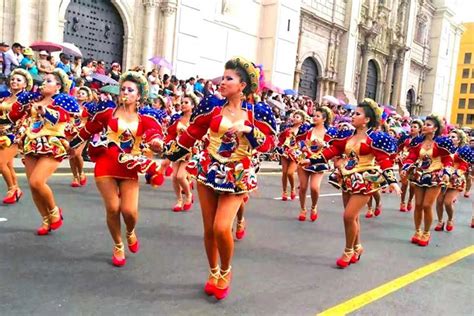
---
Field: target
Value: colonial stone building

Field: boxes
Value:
[0,0,462,116]
[295,0,462,117]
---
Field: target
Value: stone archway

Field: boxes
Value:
[406,88,416,115]
[365,59,378,100]
[62,0,125,65]
[298,57,320,100]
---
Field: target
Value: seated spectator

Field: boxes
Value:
[56,53,72,74]
[148,68,161,96]
[20,47,38,76]
[108,62,121,82]
[95,60,106,75]
[82,58,94,82]
[203,80,214,97]
[36,50,54,76]
[71,56,82,78]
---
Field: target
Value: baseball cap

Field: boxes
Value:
[23,47,34,56]
[0,42,9,47]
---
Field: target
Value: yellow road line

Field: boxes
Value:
[317,245,474,316]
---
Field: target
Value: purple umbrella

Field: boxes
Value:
[149,56,173,70]
[91,73,119,85]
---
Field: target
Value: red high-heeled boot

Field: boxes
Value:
[236,218,246,240]
[126,229,140,253]
[49,207,63,230]
[336,248,354,268]
[434,221,444,231]
[417,231,431,247]
[298,209,306,221]
[182,194,193,211]
[214,266,232,300]
[204,266,220,296]
[37,215,51,236]
[3,188,23,204]
[350,244,364,264]
[112,243,126,267]
[445,220,454,232]
[310,206,318,222]
[374,205,382,216]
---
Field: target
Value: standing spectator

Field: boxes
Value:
[0,42,21,76]
[203,80,214,97]
[194,77,204,96]
[95,60,106,75]
[186,77,195,95]
[56,53,72,74]
[147,68,161,96]
[12,42,23,64]
[19,47,38,76]
[81,58,94,82]
[71,56,82,78]
[108,62,121,82]
[36,50,54,76]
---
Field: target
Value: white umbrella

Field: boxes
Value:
[61,42,82,57]
[322,95,339,105]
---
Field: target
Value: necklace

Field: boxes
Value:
[226,106,236,116]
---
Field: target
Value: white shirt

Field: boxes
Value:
[3,49,19,75]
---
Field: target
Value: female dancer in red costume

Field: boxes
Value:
[302,99,400,268]
[278,110,310,201]
[70,71,166,266]
[164,95,197,211]
[68,86,94,187]
[1,69,79,234]
[435,129,474,232]
[296,106,335,221]
[165,57,276,300]
[0,69,33,204]
[401,115,454,246]
[398,119,422,212]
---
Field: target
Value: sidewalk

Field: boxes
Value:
[13,158,283,173]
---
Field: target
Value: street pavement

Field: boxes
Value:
[0,172,473,315]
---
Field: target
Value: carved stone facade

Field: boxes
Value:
[295,0,462,118]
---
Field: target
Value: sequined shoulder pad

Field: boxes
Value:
[52,93,80,113]
[326,126,338,138]
[397,133,410,147]
[409,135,424,147]
[297,122,312,136]
[91,100,116,116]
[17,91,40,105]
[83,101,96,115]
[434,136,455,154]
[333,128,353,140]
[168,113,182,127]
[368,131,397,154]
[191,95,225,122]
[139,107,167,124]
[457,145,474,164]
[252,101,277,135]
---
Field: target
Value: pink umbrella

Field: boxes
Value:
[30,41,62,52]
[211,76,222,85]
[262,81,283,94]
[149,56,173,70]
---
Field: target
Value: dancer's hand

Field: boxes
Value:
[299,159,310,166]
[32,102,45,115]
[149,139,163,152]
[389,183,402,195]
[400,170,407,178]
[228,122,252,136]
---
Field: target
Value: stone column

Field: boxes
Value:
[159,1,178,69]
[14,0,30,44]
[383,53,395,105]
[391,53,404,107]
[142,0,159,67]
[357,44,370,102]
[42,0,60,41]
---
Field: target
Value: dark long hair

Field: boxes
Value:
[224,59,252,95]
[357,100,379,129]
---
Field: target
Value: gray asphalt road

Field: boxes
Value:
[0,173,472,315]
